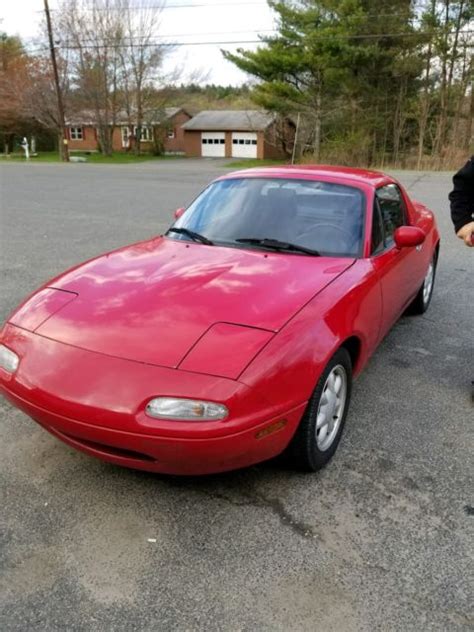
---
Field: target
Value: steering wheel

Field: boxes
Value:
[297,222,355,243]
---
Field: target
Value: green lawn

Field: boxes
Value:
[224,158,288,169]
[0,151,184,164]
[1,153,288,167]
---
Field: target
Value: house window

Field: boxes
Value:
[134,126,152,142]
[167,129,175,139]
[70,127,83,141]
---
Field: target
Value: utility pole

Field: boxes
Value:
[291,112,300,165]
[44,0,69,162]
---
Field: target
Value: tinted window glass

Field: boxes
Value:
[171,178,365,257]
[371,203,384,254]
[376,184,405,242]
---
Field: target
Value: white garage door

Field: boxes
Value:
[201,132,226,157]
[232,132,258,158]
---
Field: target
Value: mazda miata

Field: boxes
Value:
[0,166,439,475]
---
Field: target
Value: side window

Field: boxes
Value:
[376,184,405,244]
[371,203,384,254]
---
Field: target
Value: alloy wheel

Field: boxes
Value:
[315,365,347,451]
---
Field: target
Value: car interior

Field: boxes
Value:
[177,177,366,257]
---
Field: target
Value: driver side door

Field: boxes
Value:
[371,184,421,338]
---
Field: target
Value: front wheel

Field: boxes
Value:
[286,348,352,472]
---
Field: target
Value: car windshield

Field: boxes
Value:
[169,177,365,257]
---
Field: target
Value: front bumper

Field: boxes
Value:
[0,324,305,475]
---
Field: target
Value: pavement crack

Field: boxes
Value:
[190,487,315,539]
[405,173,427,190]
[214,491,315,538]
[248,490,315,539]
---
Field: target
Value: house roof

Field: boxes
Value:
[181,110,275,132]
[158,107,186,121]
[66,107,189,127]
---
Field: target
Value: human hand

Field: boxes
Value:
[456,221,474,247]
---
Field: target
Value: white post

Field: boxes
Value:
[21,137,30,160]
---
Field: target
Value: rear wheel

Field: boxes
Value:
[287,348,352,472]
[408,253,437,315]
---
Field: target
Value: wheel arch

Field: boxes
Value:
[339,335,363,374]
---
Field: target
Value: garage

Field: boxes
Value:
[201,132,226,157]
[182,110,295,159]
[231,132,258,158]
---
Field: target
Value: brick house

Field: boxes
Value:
[181,110,295,159]
[66,107,191,154]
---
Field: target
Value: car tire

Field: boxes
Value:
[408,252,437,315]
[286,348,352,472]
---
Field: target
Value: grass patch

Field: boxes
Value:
[0,151,184,164]
[223,158,288,169]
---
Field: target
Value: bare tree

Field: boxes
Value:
[58,0,125,155]
[21,52,72,156]
[432,0,471,160]
[0,34,29,154]
[55,0,169,155]
[417,0,438,169]
[120,0,166,154]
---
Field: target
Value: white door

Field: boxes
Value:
[201,132,226,157]
[231,132,258,158]
[121,126,130,148]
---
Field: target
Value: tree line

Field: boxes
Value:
[224,0,473,168]
[1,0,170,158]
[1,0,472,168]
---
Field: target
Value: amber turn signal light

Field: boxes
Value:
[255,419,287,439]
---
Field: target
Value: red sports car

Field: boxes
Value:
[0,166,439,475]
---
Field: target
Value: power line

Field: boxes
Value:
[38,1,270,11]
[37,4,453,21]
[44,29,474,50]
[53,39,263,49]
[56,16,444,41]
[17,25,474,59]
[57,28,278,42]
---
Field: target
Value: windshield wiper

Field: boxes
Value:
[235,237,320,256]
[167,227,214,245]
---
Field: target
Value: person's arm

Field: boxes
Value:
[449,157,474,246]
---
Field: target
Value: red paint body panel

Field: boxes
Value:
[36,237,353,368]
[0,324,284,439]
[9,287,77,332]
[2,385,305,475]
[179,323,274,379]
[0,166,440,475]
[239,258,384,408]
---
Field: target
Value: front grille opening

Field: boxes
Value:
[58,431,156,463]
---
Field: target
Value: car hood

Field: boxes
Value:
[26,237,353,368]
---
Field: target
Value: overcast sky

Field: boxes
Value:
[0,0,276,85]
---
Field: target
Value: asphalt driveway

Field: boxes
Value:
[0,159,472,631]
